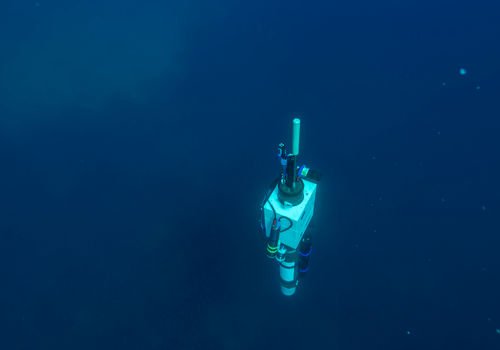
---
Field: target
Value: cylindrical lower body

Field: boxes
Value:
[279,247,300,296]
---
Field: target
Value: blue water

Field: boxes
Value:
[1,0,499,349]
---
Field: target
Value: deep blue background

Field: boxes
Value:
[1,0,499,349]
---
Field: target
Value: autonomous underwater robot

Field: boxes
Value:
[259,118,322,296]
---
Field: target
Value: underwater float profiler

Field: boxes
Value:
[259,118,322,296]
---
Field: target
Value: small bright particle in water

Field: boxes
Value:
[460,68,467,75]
